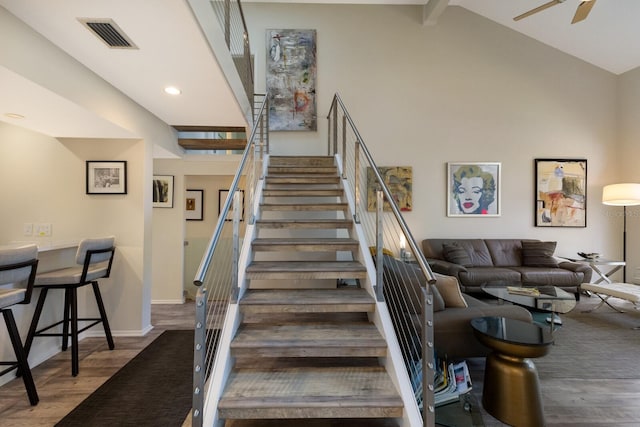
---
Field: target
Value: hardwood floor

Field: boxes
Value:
[1,296,639,426]
[0,301,195,427]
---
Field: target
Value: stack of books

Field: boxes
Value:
[434,359,472,407]
[411,356,473,410]
[507,286,540,296]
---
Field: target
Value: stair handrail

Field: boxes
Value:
[327,92,437,426]
[191,93,268,427]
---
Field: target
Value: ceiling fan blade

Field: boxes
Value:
[572,0,596,24]
[514,0,564,21]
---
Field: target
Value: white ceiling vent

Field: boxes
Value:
[78,18,138,49]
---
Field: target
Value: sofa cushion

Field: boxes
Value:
[511,267,582,286]
[433,273,468,308]
[441,243,472,267]
[422,239,493,267]
[382,255,426,315]
[485,239,524,267]
[521,241,558,267]
[458,267,521,287]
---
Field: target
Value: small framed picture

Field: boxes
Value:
[185,189,204,221]
[447,162,501,217]
[535,158,587,227]
[153,175,174,208]
[86,161,127,195]
[219,189,245,221]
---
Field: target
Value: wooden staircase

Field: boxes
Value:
[218,156,404,426]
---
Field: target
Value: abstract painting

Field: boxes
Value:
[535,159,586,227]
[447,162,501,217]
[366,166,413,212]
[266,29,317,131]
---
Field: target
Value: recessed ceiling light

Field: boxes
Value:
[164,86,181,95]
[4,113,25,119]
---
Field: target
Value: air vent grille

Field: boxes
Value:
[78,18,138,49]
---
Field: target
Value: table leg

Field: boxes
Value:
[482,352,546,427]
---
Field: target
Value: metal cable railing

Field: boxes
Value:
[328,93,437,426]
[191,94,268,427]
[209,0,254,103]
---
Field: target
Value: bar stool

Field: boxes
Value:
[24,237,116,377]
[0,244,39,405]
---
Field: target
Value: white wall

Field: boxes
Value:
[245,4,625,273]
[617,67,640,282]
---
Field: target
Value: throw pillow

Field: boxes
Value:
[441,243,472,267]
[521,241,558,267]
[433,273,468,308]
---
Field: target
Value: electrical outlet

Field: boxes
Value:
[36,223,52,237]
[23,223,33,236]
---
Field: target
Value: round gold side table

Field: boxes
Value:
[471,316,554,427]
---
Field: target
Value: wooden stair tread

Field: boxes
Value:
[255,219,353,229]
[263,189,344,197]
[260,203,348,211]
[265,176,341,184]
[231,323,386,357]
[240,289,375,313]
[246,261,367,280]
[268,166,338,174]
[252,238,359,251]
[219,367,403,418]
[269,156,335,167]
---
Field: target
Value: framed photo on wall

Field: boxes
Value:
[535,158,587,227]
[152,175,174,208]
[447,162,501,217]
[219,189,245,221]
[185,189,204,221]
[86,161,127,195]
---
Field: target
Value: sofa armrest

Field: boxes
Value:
[558,261,593,282]
[427,258,468,277]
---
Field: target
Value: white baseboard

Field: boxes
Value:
[151,298,185,304]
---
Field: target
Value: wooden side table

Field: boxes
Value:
[471,316,553,427]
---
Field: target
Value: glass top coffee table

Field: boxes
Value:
[482,284,577,330]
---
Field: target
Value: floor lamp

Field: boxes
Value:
[602,183,640,283]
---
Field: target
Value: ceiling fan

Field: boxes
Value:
[514,0,596,24]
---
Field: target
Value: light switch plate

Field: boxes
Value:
[36,223,52,237]
[23,223,33,236]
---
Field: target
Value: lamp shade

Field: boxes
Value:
[602,183,640,206]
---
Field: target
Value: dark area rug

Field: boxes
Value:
[56,330,194,427]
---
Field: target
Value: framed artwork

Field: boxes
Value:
[366,166,413,212]
[266,29,317,131]
[86,161,127,195]
[185,189,204,221]
[535,158,587,227]
[447,162,501,217]
[219,189,245,221]
[152,175,174,208]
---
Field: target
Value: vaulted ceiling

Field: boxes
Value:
[1,0,637,142]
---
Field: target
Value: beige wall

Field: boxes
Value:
[152,156,243,302]
[245,4,630,275]
[0,7,180,378]
[0,123,147,371]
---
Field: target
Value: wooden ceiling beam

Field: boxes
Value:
[173,125,247,133]
[178,138,247,150]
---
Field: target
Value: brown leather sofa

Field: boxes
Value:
[421,238,592,299]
